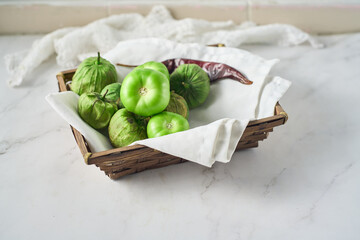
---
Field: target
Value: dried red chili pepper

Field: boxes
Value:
[116,59,252,85]
[161,58,252,85]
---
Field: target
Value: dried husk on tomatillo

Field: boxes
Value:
[108,108,147,148]
[101,83,123,108]
[71,52,117,95]
[170,64,210,109]
[78,91,118,130]
[165,92,189,119]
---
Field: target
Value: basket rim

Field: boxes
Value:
[56,68,287,165]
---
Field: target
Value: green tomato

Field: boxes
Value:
[147,111,189,138]
[120,68,170,117]
[135,61,170,80]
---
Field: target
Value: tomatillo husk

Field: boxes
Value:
[71,52,117,95]
[108,108,148,147]
[78,91,118,130]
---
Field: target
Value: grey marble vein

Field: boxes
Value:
[263,168,287,197]
[0,126,68,155]
[300,162,354,222]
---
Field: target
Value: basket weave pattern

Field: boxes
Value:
[56,69,287,179]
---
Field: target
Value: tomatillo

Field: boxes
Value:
[147,111,189,138]
[78,91,118,130]
[135,61,170,80]
[108,108,147,147]
[101,83,123,108]
[120,68,170,117]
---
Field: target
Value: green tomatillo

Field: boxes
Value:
[108,108,148,147]
[120,68,170,117]
[147,111,189,138]
[165,92,189,119]
[71,52,118,95]
[101,83,123,108]
[135,61,170,80]
[170,64,210,109]
[78,90,118,130]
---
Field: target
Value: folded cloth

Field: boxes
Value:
[5,5,321,87]
[46,91,113,153]
[46,38,291,167]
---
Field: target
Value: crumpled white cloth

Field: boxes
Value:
[46,38,291,167]
[5,5,322,87]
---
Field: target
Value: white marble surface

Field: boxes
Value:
[1,33,359,239]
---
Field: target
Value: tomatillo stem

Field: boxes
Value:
[97,52,101,65]
[102,89,109,100]
[181,82,190,89]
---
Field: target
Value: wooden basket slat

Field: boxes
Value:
[108,168,138,179]
[105,159,161,174]
[87,147,159,165]
[70,126,91,157]
[236,142,259,150]
[107,157,186,179]
[140,158,186,171]
[243,118,285,134]
[240,132,269,143]
[242,128,273,137]
[101,157,160,171]
[98,152,182,172]
[56,67,288,179]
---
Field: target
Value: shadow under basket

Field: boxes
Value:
[57,69,288,180]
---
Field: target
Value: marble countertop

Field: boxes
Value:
[1,33,359,240]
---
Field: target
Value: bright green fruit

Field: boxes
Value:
[170,64,210,109]
[71,52,117,95]
[108,108,147,147]
[78,91,118,130]
[135,61,170,80]
[147,111,189,138]
[120,68,170,117]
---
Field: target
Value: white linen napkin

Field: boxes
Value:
[46,38,291,167]
[46,91,113,153]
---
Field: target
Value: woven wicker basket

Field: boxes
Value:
[56,67,288,179]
